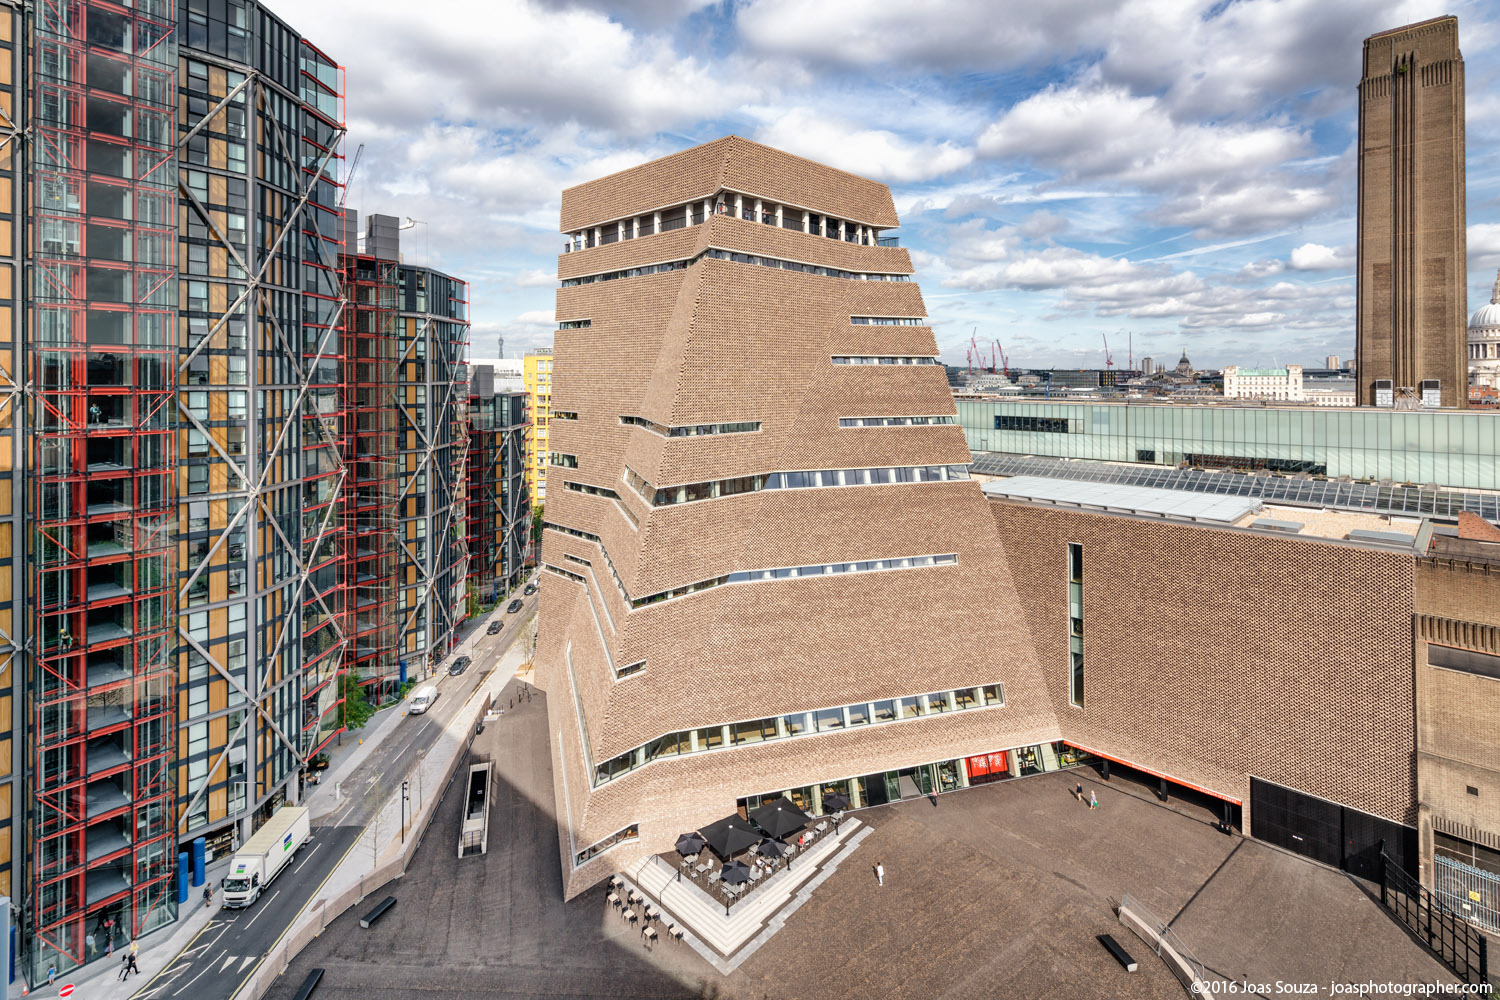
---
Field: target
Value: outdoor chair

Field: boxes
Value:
[816,821,828,832]
[707,871,720,885]
[749,867,762,881]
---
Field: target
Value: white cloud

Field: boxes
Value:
[977,83,1308,190]
[1287,242,1353,270]
[736,0,1119,70]
[751,107,974,183]
[1153,181,1336,238]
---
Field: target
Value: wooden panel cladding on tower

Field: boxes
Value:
[1355,16,1467,409]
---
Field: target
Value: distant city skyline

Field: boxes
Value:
[270,0,1500,368]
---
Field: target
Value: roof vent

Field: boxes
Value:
[1252,518,1304,533]
[1346,528,1413,545]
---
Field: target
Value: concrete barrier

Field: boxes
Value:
[1118,899,1216,996]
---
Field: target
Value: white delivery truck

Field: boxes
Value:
[221,805,310,908]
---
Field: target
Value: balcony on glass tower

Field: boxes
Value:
[84,563,132,604]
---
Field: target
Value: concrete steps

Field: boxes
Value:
[622,819,864,963]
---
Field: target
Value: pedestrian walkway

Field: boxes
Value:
[8,855,234,1000]
[621,818,872,974]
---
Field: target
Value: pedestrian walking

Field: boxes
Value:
[86,931,96,957]
[107,936,115,958]
[118,955,130,981]
[47,965,56,985]
[1089,790,1099,810]
[875,861,884,887]
[203,885,213,908]
[130,938,139,959]
[124,953,140,979]
[1076,782,1084,802]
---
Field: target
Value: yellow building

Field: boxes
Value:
[524,350,553,503]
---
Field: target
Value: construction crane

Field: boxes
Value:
[992,339,1010,378]
[1127,332,1133,372]
[968,329,983,376]
[339,141,365,210]
[1102,333,1115,370]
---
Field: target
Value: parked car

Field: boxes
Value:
[448,655,472,676]
[507,599,523,613]
[523,583,537,596]
[487,621,503,635]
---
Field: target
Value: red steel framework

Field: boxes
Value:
[296,38,349,758]
[341,251,400,701]
[27,0,180,979]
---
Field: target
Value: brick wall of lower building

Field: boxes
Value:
[991,500,1419,828]
[1414,558,1500,873]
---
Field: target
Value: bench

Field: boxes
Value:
[292,969,325,1000]
[1098,933,1138,972]
[360,896,397,929]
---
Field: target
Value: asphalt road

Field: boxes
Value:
[130,584,541,1000]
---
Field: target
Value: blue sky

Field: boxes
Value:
[272,0,1500,370]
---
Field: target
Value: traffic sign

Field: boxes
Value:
[58,986,75,998]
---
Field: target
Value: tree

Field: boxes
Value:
[531,503,544,547]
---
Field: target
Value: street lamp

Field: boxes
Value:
[401,780,410,844]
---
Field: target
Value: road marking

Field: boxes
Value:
[219,955,237,972]
[298,843,322,868]
[128,917,219,998]
[238,956,255,973]
[227,829,364,1000]
[170,954,219,997]
[241,890,278,928]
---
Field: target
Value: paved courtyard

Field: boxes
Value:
[265,691,1453,1000]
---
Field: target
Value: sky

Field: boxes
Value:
[270,0,1500,370]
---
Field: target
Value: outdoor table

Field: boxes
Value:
[643,926,657,943]
[625,909,639,925]
[644,904,657,922]
[607,892,621,909]
[610,876,623,888]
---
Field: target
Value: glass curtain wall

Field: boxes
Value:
[27,0,180,981]
[959,400,1500,490]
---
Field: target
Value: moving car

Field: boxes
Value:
[523,583,537,596]
[487,621,503,635]
[449,655,472,676]
[408,685,439,714]
[507,599,523,613]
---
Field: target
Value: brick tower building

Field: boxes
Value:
[1356,16,1467,408]
[536,137,1057,896]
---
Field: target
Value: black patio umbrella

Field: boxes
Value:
[750,797,811,840]
[821,792,851,813]
[700,815,759,858]
[756,838,789,859]
[674,832,706,856]
[720,860,752,885]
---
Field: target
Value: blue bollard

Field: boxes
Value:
[191,837,206,887]
[177,851,190,905]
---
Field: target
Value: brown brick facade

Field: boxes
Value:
[1356,17,1468,407]
[991,501,1419,830]
[537,136,1449,901]
[540,139,1055,897]
[1414,548,1500,882]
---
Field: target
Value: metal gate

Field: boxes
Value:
[1250,778,1418,878]
[1434,855,1500,935]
